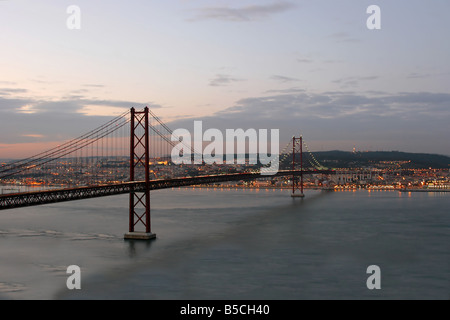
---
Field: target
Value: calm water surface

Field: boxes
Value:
[0,187,448,300]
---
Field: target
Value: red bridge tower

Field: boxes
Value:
[291,136,305,198]
[124,107,156,240]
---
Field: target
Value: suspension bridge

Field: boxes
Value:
[0,107,334,240]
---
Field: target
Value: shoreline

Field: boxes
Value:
[398,188,450,193]
[182,185,450,193]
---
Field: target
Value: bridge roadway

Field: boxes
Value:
[0,170,334,210]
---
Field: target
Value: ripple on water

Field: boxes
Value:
[0,282,26,293]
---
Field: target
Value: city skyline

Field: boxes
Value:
[1,0,449,159]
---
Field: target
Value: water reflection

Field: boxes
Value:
[125,237,155,258]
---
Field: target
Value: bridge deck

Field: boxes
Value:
[0,170,334,210]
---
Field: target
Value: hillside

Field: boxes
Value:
[296,151,450,169]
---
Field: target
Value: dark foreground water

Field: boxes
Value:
[0,187,448,300]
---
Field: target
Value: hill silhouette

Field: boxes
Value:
[294,151,450,169]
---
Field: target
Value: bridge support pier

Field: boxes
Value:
[291,193,305,198]
[124,232,156,240]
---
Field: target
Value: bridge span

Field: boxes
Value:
[0,108,335,239]
[0,170,334,210]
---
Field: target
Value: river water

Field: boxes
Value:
[0,187,448,300]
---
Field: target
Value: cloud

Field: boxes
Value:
[1,88,449,156]
[332,76,379,88]
[82,84,105,88]
[270,75,301,83]
[327,32,361,44]
[0,88,27,96]
[166,90,450,155]
[407,72,432,79]
[17,104,36,114]
[0,96,34,112]
[0,81,17,85]
[191,1,295,22]
[0,93,160,145]
[407,72,450,79]
[209,74,244,87]
[323,59,343,64]
[264,87,305,94]
[21,134,44,139]
[297,58,313,64]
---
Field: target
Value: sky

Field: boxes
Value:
[0,0,449,158]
